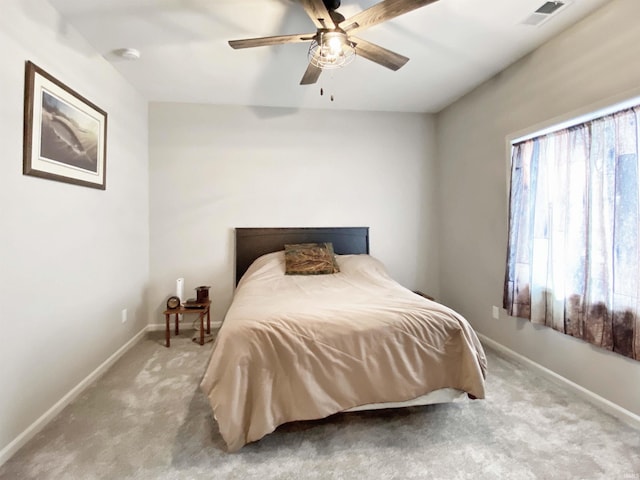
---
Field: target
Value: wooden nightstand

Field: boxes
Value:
[163,300,211,347]
[413,290,435,301]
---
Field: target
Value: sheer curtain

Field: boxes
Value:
[504,107,640,361]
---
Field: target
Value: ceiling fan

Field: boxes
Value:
[228,0,440,85]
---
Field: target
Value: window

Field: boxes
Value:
[503,104,640,361]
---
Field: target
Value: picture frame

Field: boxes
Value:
[23,61,107,190]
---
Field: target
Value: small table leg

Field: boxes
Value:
[165,313,170,348]
[199,311,205,345]
[175,313,179,335]
[206,307,211,334]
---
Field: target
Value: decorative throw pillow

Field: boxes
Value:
[284,242,340,275]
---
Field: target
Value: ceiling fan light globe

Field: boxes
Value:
[308,32,355,70]
[327,36,342,54]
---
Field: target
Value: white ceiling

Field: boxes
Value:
[48,0,612,113]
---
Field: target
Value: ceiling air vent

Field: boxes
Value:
[536,1,565,14]
[522,1,566,26]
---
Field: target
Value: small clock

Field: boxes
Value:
[166,295,181,310]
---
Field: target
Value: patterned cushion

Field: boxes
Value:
[284,243,340,275]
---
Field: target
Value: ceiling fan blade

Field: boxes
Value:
[300,0,336,29]
[229,33,315,49]
[351,37,409,71]
[339,0,439,35]
[300,62,323,85]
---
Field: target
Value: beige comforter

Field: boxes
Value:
[201,252,487,451]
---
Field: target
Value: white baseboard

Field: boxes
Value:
[478,333,640,430]
[0,326,148,467]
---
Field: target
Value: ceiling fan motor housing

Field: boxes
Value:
[324,0,341,11]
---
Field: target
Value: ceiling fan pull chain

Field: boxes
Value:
[329,70,335,102]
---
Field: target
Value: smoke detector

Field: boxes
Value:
[113,48,141,60]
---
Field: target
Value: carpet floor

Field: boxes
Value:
[1,330,638,480]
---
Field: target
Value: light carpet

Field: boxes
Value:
[1,330,638,480]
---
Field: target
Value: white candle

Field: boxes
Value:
[176,278,184,302]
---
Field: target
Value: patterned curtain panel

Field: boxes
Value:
[504,106,640,361]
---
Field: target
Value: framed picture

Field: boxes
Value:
[23,61,107,190]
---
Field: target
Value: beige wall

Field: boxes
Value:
[0,0,149,460]
[148,103,439,325]
[436,0,640,416]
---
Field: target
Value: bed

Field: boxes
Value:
[201,227,487,452]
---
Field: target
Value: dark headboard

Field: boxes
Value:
[235,227,369,285]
